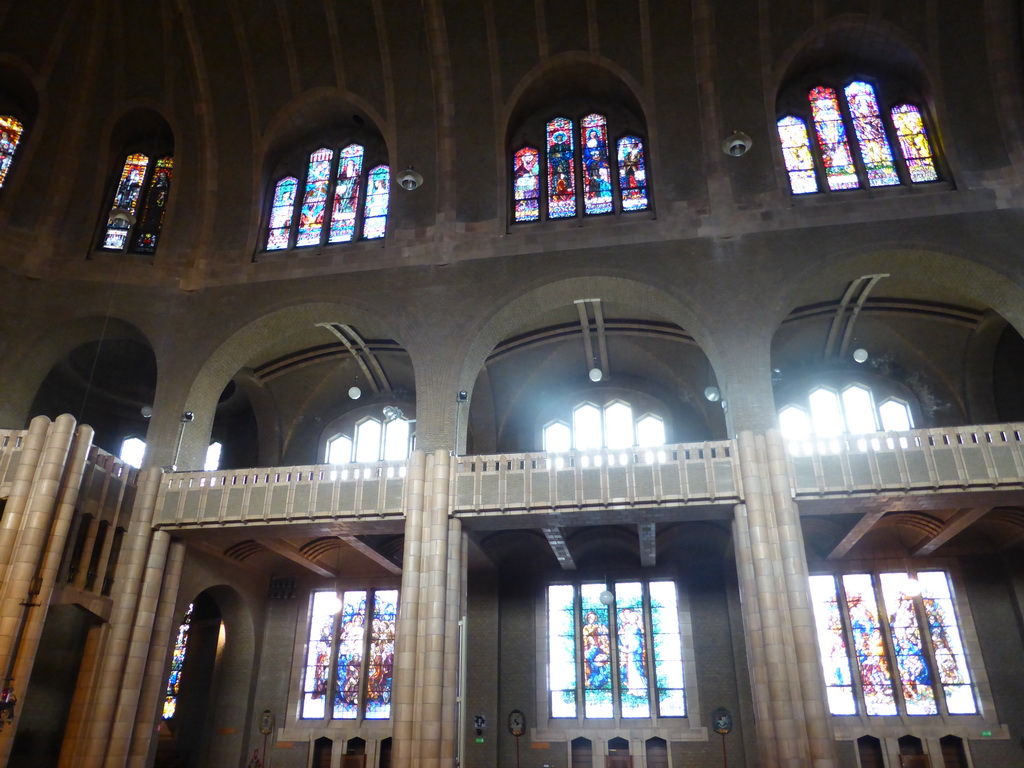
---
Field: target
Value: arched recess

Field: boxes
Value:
[170,301,411,470]
[454,275,726,455]
[157,584,256,768]
[2,316,157,446]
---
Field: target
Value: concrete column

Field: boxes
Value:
[58,623,109,768]
[440,518,464,768]
[127,538,185,768]
[77,467,163,768]
[393,449,428,768]
[0,416,50,576]
[103,530,172,768]
[0,416,87,767]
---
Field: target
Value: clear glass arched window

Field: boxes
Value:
[120,437,146,468]
[326,413,412,464]
[545,402,666,451]
[780,384,915,446]
[204,442,222,472]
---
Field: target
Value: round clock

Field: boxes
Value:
[507,708,526,736]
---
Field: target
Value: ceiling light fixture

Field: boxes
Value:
[704,386,721,402]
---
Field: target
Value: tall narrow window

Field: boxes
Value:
[810,87,859,191]
[616,136,648,211]
[330,144,365,243]
[892,104,938,182]
[133,156,173,253]
[809,571,977,717]
[102,154,150,249]
[362,165,390,240]
[296,148,334,247]
[777,116,817,194]
[301,589,399,721]
[581,114,612,215]
[547,580,686,719]
[547,117,577,219]
[513,147,541,222]
[163,602,194,719]
[101,153,174,253]
[267,177,298,250]
[0,115,24,188]
[845,81,899,187]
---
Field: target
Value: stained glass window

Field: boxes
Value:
[845,82,899,187]
[102,153,150,249]
[163,602,194,719]
[267,177,298,250]
[513,147,541,222]
[547,118,577,218]
[132,156,173,253]
[363,165,390,240]
[0,115,24,188]
[809,87,859,191]
[781,82,941,194]
[266,142,389,251]
[777,116,817,194]
[547,581,686,719]
[891,104,938,183]
[581,114,613,215]
[617,136,648,211]
[330,144,365,243]
[809,571,977,717]
[296,148,334,247]
[301,588,399,720]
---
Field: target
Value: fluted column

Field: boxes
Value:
[76,467,163,768]
[393,449,428,768]
[0,416,50,576]
[127,538,185,768]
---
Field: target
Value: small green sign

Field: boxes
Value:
[475,737,485,743]
[981,730,992,737]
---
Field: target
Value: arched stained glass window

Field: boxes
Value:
[845,81,898,187]
[513,146,541,222]
[132,156,173,253]
[362,164,390,240]
[779,81,942,194]
[267,177,298,250]
[891,104,938,182]
[0,115,24,188]
[548,580,686,720]
[163,602,194,719]
[776,116,817,194]
[302,588,398,721]
[296,147,334,247]
[809,87,859,191]
[581,114,612,215]
[547,117,577,218]
[617,136,648,210]
[102,153,150,249]
[330,144,365,243]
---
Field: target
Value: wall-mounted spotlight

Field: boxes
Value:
[181,411,195,423]
[457,390,468,402]
[382,405,405,422]
[396,167,423,191]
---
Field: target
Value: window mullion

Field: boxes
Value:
[608,589,621,719]
[911,589,951,717]
[642,583,658,722]
[327,596,343,722]
[575,587,585,722]
[357,591,374,723]
[882,105,913,186]
[837,89,869,190]
[322,151,339,247]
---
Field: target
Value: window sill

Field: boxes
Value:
[785,179,955,205]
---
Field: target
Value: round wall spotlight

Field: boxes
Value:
[348,386,362,399]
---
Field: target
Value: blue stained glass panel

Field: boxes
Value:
[133,156,173,254]
[546,117,576,218]
[513,146,540,222]
[842,574,897,715]
[580,584,613,717]
[891,105,938,183]
[163,602,194,719]
[649,580,685,716]
[879,573,936,715]
[845,82,898,187]
[581,114,613,215]
[809,575,856,714]
[616,136,649,211]
[296,148,333,246]
[365,590,398,719]
[548,584,578,717]
[0,115,23,188]
[103,153,150,249]
[809,87,859,191]
[329,143,364,243]
[302,591,338,719]
[267,177,298,250]
[362,165,390,239]
[777,116,818,194]
[614,581,650,718]
[917,571,975,714]
[334,590,368,719]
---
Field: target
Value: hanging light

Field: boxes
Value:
[589,367,603,382]
[704,386,721,402]
[348,386,362,400]
[853,348,869,364]
[599,588,614,606]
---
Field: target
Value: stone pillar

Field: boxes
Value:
[75,467,163,768]
[127,538,185,768]
[441,520,465,768]
[393,449,428,768]
[732,430,836,768]
[0,416,50,576]
[103,530,172,768]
